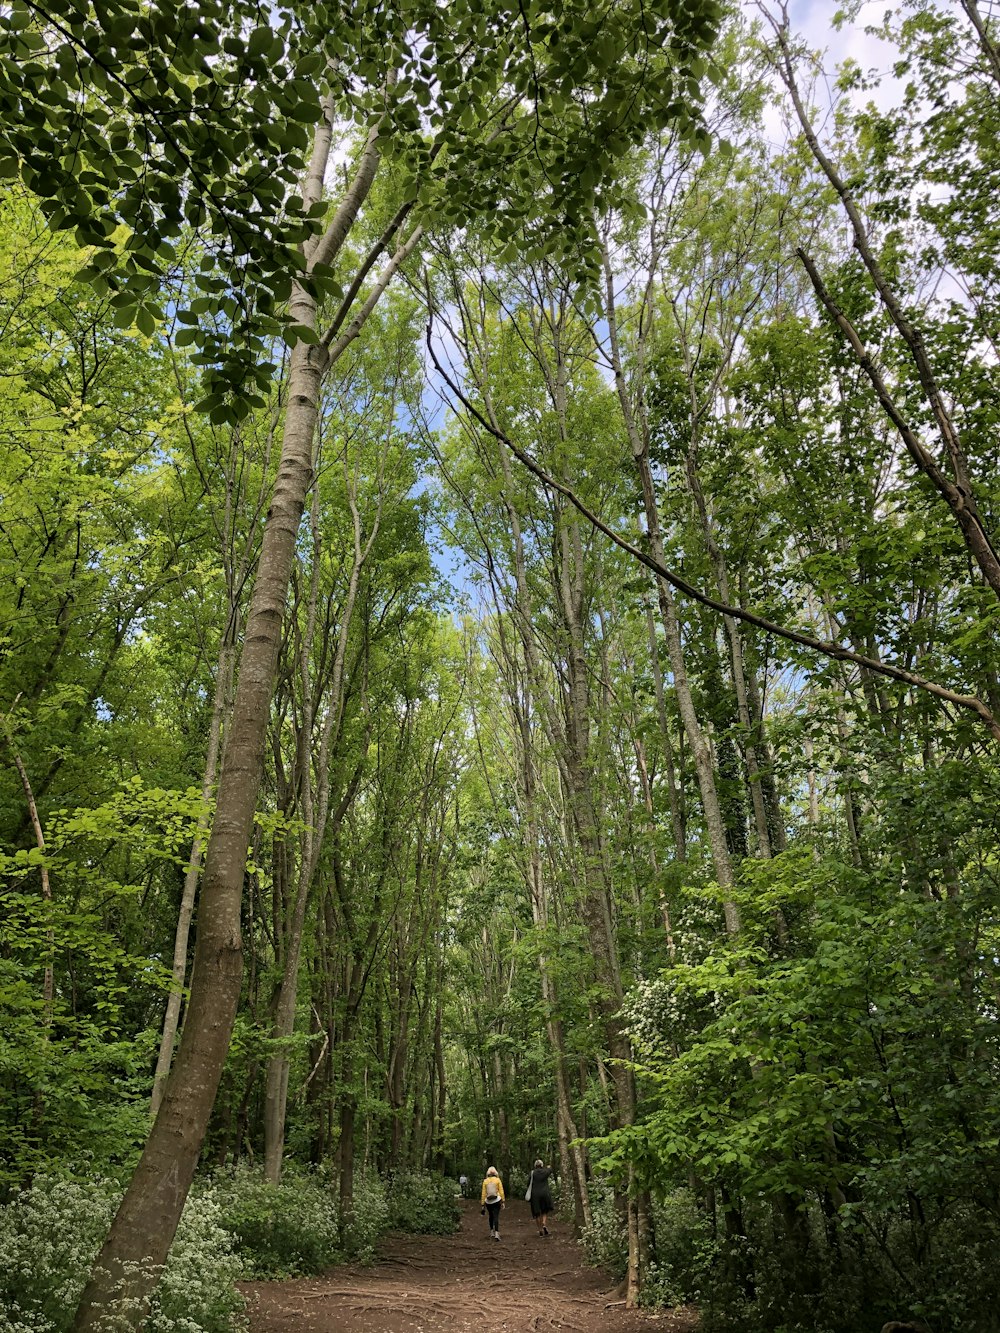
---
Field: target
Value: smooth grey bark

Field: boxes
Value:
[539,308,641,1299]
[152,339,282,1119]
[8,748,54,1025]
[960,0,1000,86]
[509,643,593,1230]
[262,446,384,1183]
[680,435,772,859]
[644,602,686,862]
[262,483,323,1185]
[743,660,786,853]
[631,720,676,950]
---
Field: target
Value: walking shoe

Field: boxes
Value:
[495,1233,501,1241]
[542,1227,549,1236]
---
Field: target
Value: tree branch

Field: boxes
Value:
[424,310,1000,743]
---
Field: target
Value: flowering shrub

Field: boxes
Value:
[210,1166,340,1278]
[342,1175,389,1261]
[157,1189,246,1333]
[0,1174,111,1331]
[580,1182,717,1306]
[0,1163,461,1331]
[580,1179,627,1281]
[643,1190,718,1308]
[0,1174,244,1332]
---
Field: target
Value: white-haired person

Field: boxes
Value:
[479,1165,506,1240]
[526,1158,553,1236]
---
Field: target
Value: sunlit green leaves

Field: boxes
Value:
[2,0,723,417]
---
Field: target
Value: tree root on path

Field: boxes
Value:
[528,1317,585,1332]
[315,1299,461,1316]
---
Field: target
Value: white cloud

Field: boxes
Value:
[752,0,905,149]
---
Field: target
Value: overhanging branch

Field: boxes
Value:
[424,308,1000,743]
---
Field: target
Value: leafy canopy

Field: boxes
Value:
[0,0,722,413]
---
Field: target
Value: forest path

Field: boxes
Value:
[241,1198,698,1332]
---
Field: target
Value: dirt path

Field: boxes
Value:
[241,1199,698,1333]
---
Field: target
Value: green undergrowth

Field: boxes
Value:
[0,1166,461,1330]
[582,1182,715,1308]
[382,1169,461,1236]
[582,1176,1000,1332]
[0,1173,244,1333]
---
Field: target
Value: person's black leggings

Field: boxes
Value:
[486,1200,501,1232]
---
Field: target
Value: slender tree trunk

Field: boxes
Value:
[644,603,686,861]
[633,727,676,953]
[495,445,592,1231]
[264,455,382,1181]
[805,735,820,830]
[151,638,235,1118]
[338,1072,357,1240]
[684,450,772,857]
[9,749,54,1026]
[555,496,640,1294]
[72,109,386,1331]
[600,244,738,931]
[744,661,786,853]
[264,488,323,1184]
[433,971,447,1172]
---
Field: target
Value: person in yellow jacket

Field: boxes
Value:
[480,1166,505,1241]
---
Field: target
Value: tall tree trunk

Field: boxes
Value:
[8,748,54,1026]
[600,244,739,932]
[644,602,686,861]
[432,968,447,1172]
[743,659,786,853]
[681,439,772,858]
[72,109,386,1331]
[151,637,236,1118]
[494,434,592,1231]
[264,455,383,1181]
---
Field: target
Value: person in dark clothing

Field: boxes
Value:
[526,1158,553,1235]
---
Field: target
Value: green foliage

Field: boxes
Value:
[2,10,1000,1333]
[0,966,155,1191]
[601,840,1000,1331]
[382,1171,460,1236]
[207,1168,411,1276]
[0,1175,244,1332]
[340,1176,391,1261]
[580,1180,628,1281]
[210,1167,340,1279]
[0,0,723,413]
[0,780,209,1188]
[643,1191,719,1309]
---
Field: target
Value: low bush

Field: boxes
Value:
[695,1197,1000,1333]
[210,1166,339,1278]
[382,1170,460,1236]
[339,1174,389,1261]
[581,1183,718,1308]
[643,1190,719,1308]
[580,1180,627,1281]
[0,1174,244,1333]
